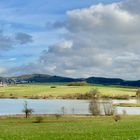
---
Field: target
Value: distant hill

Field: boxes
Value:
[86,77,140,87]
[86,77,124,85]
[0,74,140,87]
[10,74,82,83]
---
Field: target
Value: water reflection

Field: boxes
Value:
[0,99,139,115]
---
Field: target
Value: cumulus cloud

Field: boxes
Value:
[46,21,66,29]
[5,0,140,80]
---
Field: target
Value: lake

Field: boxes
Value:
[0,99,140,115]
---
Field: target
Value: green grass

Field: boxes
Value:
[0,116,139,140]
[114,103,140,107]
[0,84,137,98]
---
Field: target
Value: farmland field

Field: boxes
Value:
[0,115,139,140]
[0,84,138,98]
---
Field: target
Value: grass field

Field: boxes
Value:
[0,84,138,99]
[0,116,139,140]
[114,103,140,107]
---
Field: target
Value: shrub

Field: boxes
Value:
[102,95,130,100]
[67,82,88,86]
[34,116,44,123]
[87,89,100,99]
[54,114,62,119]
[50,86,56,88]
[113,114,121,122]
[136,89,140,98]
[76,89,100,99]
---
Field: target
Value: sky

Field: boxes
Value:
[1,0,140,80]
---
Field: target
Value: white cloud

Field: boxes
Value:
[5,0,140,80]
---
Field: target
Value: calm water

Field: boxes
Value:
[0,99,140,115]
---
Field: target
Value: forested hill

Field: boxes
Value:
[0,74,140,87]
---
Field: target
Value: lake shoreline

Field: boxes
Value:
[0,94,137,100]
[0,114,92,118]
[0,114,140,118]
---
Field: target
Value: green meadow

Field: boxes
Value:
[0,84,137,98]
[0,116,139,140]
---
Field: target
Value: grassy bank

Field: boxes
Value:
[114,103,140,107]
[0,115,139,140]
[0,84,137,99]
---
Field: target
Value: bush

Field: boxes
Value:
[34,116,44,123]
[76,89,100,99]
[67,82,88,86]
[50,86,56,88]
[54,114,62,119]
[113,114,121,122]
[136,89,140,98]
[87,89,100,99]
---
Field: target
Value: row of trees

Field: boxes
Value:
[89,99,115,116]
[88,89,115,116]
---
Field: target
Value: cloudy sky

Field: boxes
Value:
[0,0,140,80]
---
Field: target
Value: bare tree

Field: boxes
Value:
[89,99,115,116]
[71,107,75,114]
[102,99,114,116]
[61,106,66,115]
[22,101,33,118]
[89,99,101,116]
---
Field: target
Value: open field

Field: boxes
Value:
[0,84,138,99]
[0,115,139,140]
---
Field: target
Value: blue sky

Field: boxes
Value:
[1,0,140,80]
[0,0,121,70]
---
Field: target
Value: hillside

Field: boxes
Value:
[0,74,140,87]
[1,74,82,84]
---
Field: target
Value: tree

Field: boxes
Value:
[22,101,33,118]
[61,106,66,115]
[89,89,101,116]
[102,99,114,116]
[89,99,101,116]
[89,99,114,116]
